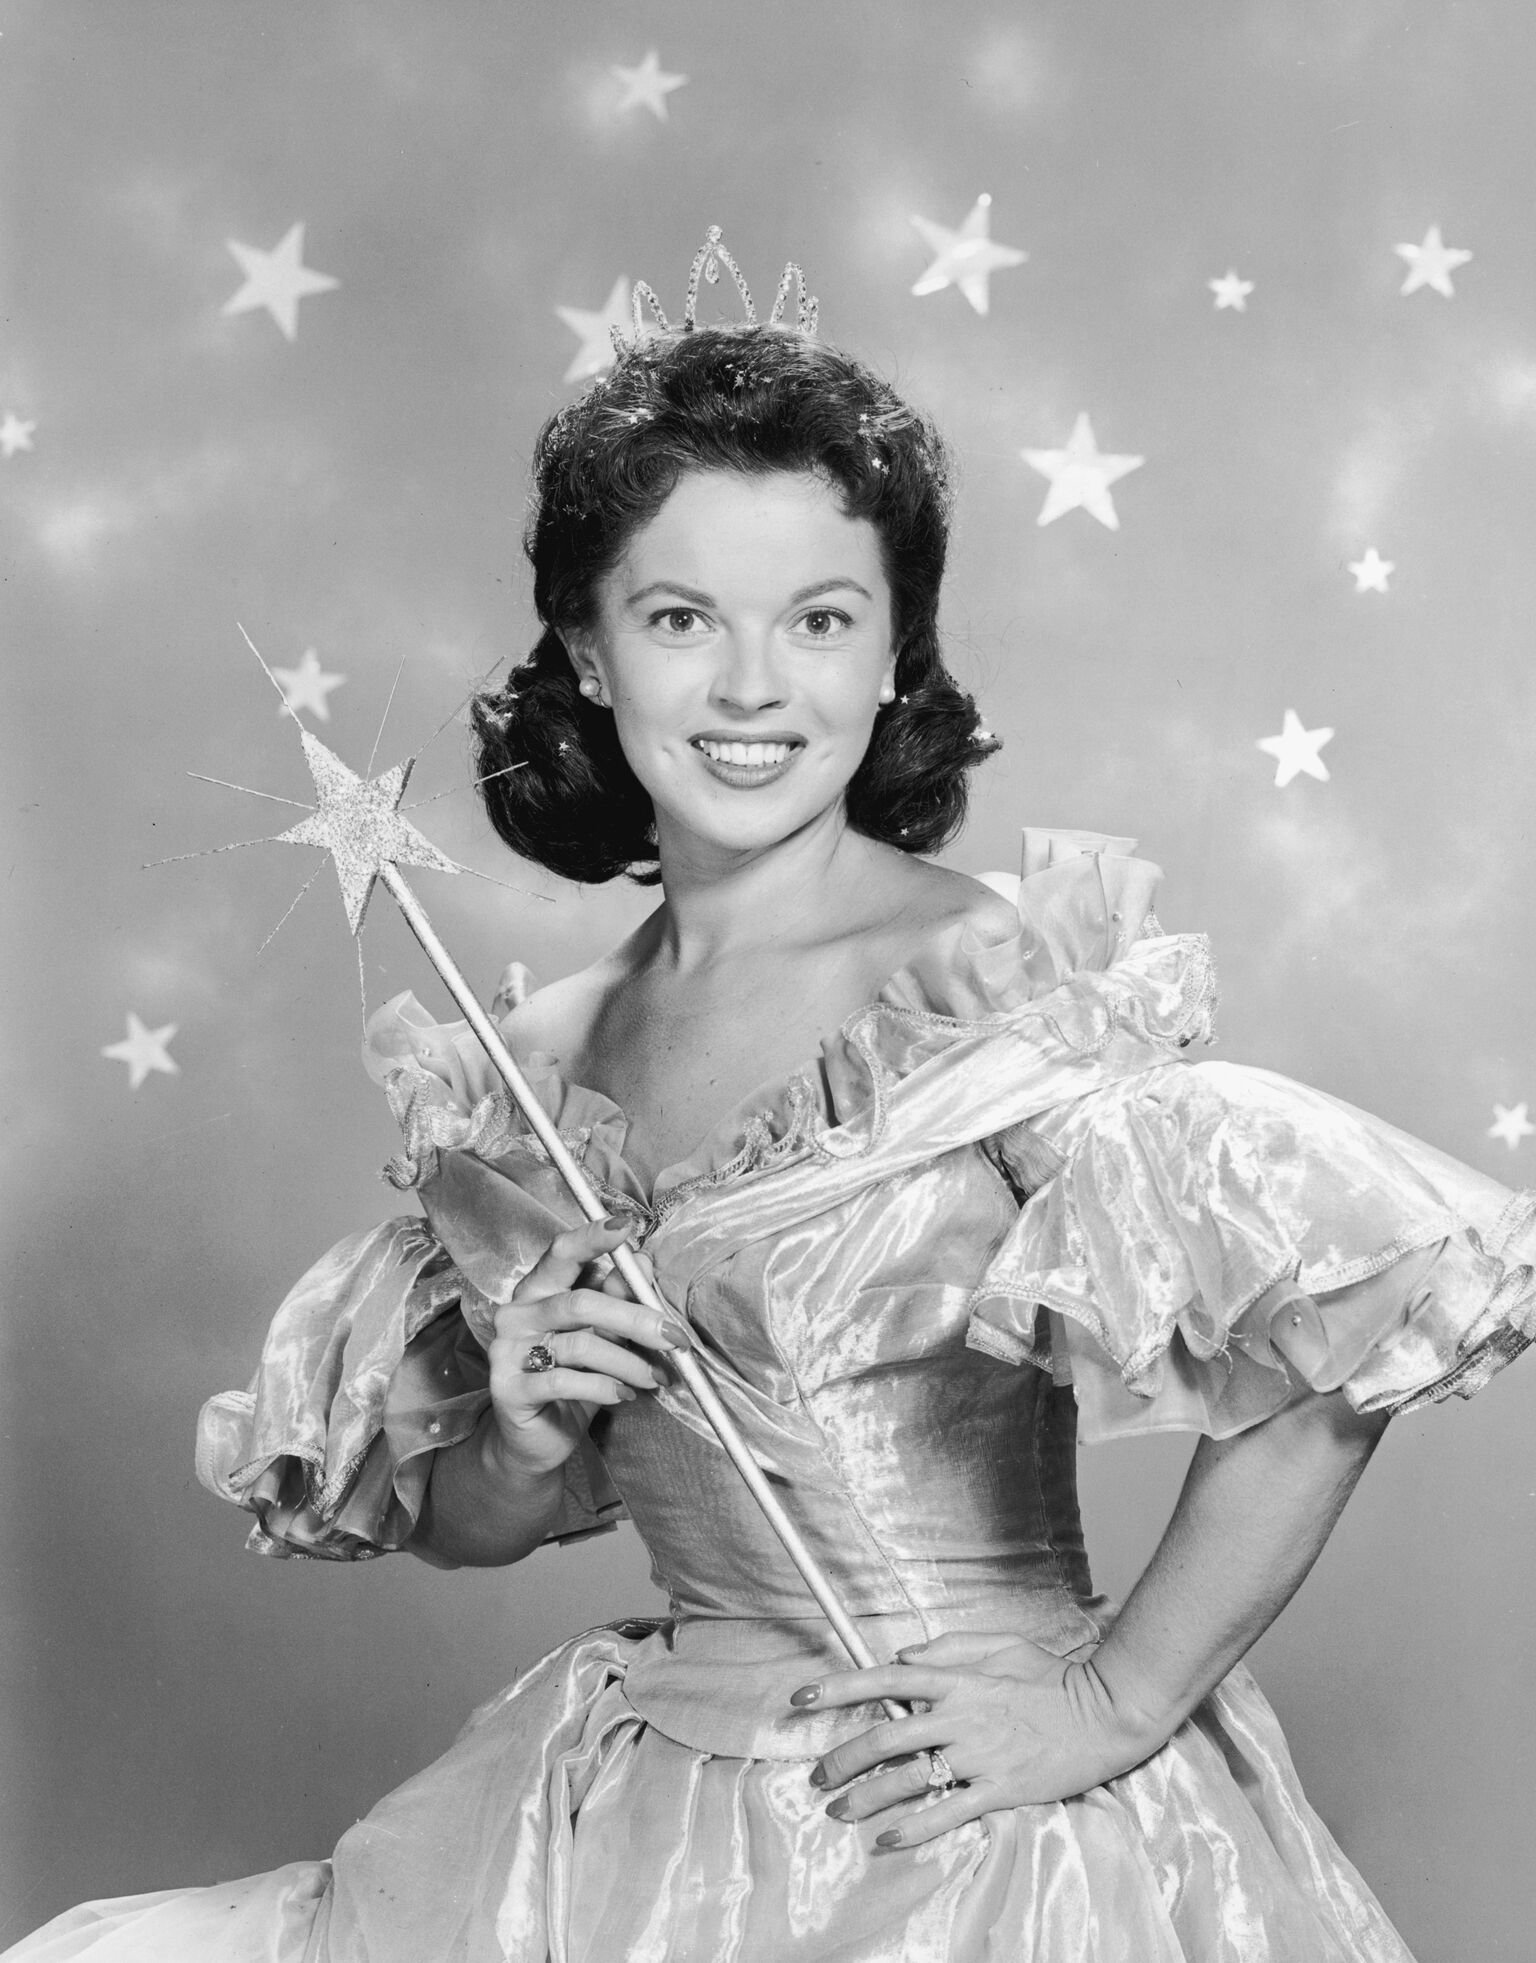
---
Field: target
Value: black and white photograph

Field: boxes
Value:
[2,5,1533,1958]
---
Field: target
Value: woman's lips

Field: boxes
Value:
[690,736,803,788]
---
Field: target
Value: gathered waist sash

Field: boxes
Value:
[617,1591,1111,1761]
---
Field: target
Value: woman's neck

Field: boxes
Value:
[650,805,895,975]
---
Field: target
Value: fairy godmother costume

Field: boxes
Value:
[15,831,1533,1963]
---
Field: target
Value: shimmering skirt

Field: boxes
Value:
[6,1622,1416,1963]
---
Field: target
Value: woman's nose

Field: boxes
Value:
[710,633,787,713]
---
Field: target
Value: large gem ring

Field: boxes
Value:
[523,1337,558,1374]
[924,1748,958,1792]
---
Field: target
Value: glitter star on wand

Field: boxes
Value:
[274,729,457,934]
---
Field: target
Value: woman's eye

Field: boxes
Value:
[653,607,705,635]
[799,608,852,638]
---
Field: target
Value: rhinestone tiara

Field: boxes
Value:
[610,225,820,359]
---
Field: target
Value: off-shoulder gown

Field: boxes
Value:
[12,833,1534,1962]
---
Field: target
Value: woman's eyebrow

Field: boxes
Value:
[623,577,874,607]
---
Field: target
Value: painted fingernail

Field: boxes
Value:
[875,1829,902,1849]
[649,1366,669,1387]
[616,1386,638,1403]
[807,1764,827,1787]
[897,1643,928,1659]
[790,1684,821,1708]
[602,1213,632,1233]
[825,1798,850,1821]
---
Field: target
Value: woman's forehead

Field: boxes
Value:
[616,469,882,579]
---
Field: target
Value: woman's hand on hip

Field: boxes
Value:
[792,1630,1171,1849]
[486,1215,686,1481]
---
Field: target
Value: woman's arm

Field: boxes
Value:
[796,1385,1390,1846]
[407,1408,569,1567]
[1085,1385,1390,1741]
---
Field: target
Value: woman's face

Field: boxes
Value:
[576,469,896,866]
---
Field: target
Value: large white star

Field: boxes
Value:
[102,1012,180,1090]
[272,648,346,721]
[222,222,340,341]
[1257,710,1334,787]
[1021,413,1144,530]
[273,731,459,934]
[1394,225,1472,298]
[555,275,634,382]
[1489,1102,1535,1150]
[611,49,688,120]
[1347,548,1394,593]
[1208,270,1254,312]
[910,194,1027,316]
[0,412,36,457]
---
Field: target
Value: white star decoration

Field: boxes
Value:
[1208,271,1254,312]
[1394,225,1472,298]
[0,412,36,457]
[272,648,346,721]
[1021,413,1144,530]
[1489,1103,1535,1149]
[222,223,340,341]
[273,731,459,934]
[1257,710,1334,787]
[102,1012,180,1090]
[556,275,634,383]
[611,49,687,120]
[1348,548,1394,593]
[910,194,1027,317]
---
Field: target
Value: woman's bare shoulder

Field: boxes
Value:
[888,853,1021,944]
[497,924,653,1064]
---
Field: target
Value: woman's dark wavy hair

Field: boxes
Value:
[472,323,999,884]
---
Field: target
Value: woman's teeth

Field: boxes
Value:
[695,739,796,767]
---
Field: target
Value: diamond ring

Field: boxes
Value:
[523,1337,557,1374]
[924,1748,958,1792]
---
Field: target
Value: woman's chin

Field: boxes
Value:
[656,793,847,866]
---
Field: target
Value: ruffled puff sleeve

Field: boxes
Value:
[195,984,627,1560]
[965,833,1536,1440]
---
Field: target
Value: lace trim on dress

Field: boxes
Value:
[379,1067,595,1191]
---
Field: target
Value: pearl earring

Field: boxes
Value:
[578,677,604,702]
[878,680,897,705]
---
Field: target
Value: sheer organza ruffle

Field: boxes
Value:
[967,1060,1536,1441]
[195,1214,624,1560]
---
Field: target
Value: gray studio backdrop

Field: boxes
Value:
[2,4,1533,1956]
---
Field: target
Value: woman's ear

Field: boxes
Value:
[561,629,600,694]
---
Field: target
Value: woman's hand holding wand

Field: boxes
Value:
[793,1385,1391,1848]
[410,1216,682,1568]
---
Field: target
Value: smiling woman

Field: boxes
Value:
[470,326,999,884]
[11,312,1534,1963]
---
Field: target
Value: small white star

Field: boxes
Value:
[555,275,634,383]
[611,49,688,120]
[1488,1102,1535,1150]
[272,648,346,721]
[1208,270,1254,312]
[1021,412,1144,530]
[1256,709,1334,787]
[1394,225,1472,299]
[0,412,36,457]
[1347,548,1395,593]
[222,222,340,341]
[910,194,1028,317]
[102,1012,180,1090]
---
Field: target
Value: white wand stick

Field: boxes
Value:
[183,669,898,1707]
[378,860,893,1687]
